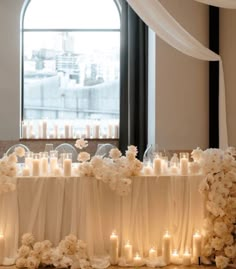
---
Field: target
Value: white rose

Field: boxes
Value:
[77,152,90,162]
[21,233,35,246]
[26,256,40,269]
[224,245,236,258]
[8,153,17,163]
[41,249,52,265]
[109,148,122,160]
[214,222,228,237]
[127,145,138,156]
[202,243,213,257]
[191,147,203,161]
[215,255,229,269]
[223,234,234,245]
[15,147,26,157]
[16,257,27,268]
[211,237,225,251]
[75,138,88,149]
[42,240,52,249]
[18,245,31,258]
[125,151,135,161]
[90,156,103,167]
[33,242,43,254]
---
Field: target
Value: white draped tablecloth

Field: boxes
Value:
[1,175,205,263]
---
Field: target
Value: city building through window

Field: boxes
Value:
[22,0,120,139]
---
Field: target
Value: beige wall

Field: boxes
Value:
[153,0,209,150]
[220,9,236,147]
[0,0,25,139]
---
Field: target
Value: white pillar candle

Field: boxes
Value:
[22,165,30,176]
[94,124,100,138]
[50,157,58,174]
[54,124,58,138]
[110,231,118,265]
[133,253,142,266]
[183,250,191,266]
[180,157,188,175]
[171,250,182,265]
[108,124,113,138]
[0,234,5,265]
[143,165,153,175]
[124,241,133,263]
[63,158,72,177]
[86,125,91,138]
[162,231,171,265]
[193,231,201,262]
[54,166,62,176]
[153,157,162,175]
[171,163,179,174]
[114,124,119,138]
[149,247,157,259]
[41,157,48,176]
[64,124,70,138]
[42,120,47,139]
[22,123,28,139]
[32,158,40,176]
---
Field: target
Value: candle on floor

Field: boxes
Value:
[124,240,133,263]
[193,231,201,263]
[171,249,182,265]
[162,231,171,265]
[0,234,5,265]
[109,231,118,265]
[149,247,157,259]
[133,253,142,266]
[183,250,191,266]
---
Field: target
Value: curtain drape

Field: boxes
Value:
[194,0,236,9]
[119,0,148,159]
[126,0,228,149]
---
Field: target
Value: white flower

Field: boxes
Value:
[211,237,224,251]
[214,222,228,237]
[15,147,26,157]
[224,245,236,258]
[202,243,213,257]
[26,256,40,269]
[75,138,88,149]
[8,153,17,163]
[90,156,103,168]
[191,147,203,162]
[77,152,90,162]
[127,145,138,156]
[41,249,53,265]
[78,162,93,177]
[16,257,27,268]
[189,161,201,174]
[18,245,31,258]
[21,233,35,246]
[223,233,234,245]
[125,151,136,161]
[33,242,44,254]
[41,240,52,249]
[109,148,122,160]
[215,255,229,269]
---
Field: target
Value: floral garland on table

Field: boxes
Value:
[74,139,143,196]
[16,233,89,269]
[0,146,26,194]
[191,147,236,269]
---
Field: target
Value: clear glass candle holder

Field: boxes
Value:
[40,152,48,176]
[63,153,72,177]
[50,150,58,174]
[32,153,40,176]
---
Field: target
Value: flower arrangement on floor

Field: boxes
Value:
[191,147,236,269]
[0,146,25,194]
[74,139,143,196]
[16,233,88,269]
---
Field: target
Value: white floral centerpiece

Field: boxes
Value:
[16,233,88,269]
[0,146,25,194]
[191,147,236,269]
[74,139,143,196]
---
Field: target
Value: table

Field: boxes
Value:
[1,175,205,264]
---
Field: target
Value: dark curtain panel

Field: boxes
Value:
[209,6,219,148]
[119,0,148,160]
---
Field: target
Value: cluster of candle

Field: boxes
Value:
[21,151,73,177]
[21,120,119,140]
[109,230,202,266]
[143,152,195,176]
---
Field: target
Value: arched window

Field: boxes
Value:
[22,0,120,139]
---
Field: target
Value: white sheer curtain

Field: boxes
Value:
[126,0,228,149]
[194,0,236,9]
